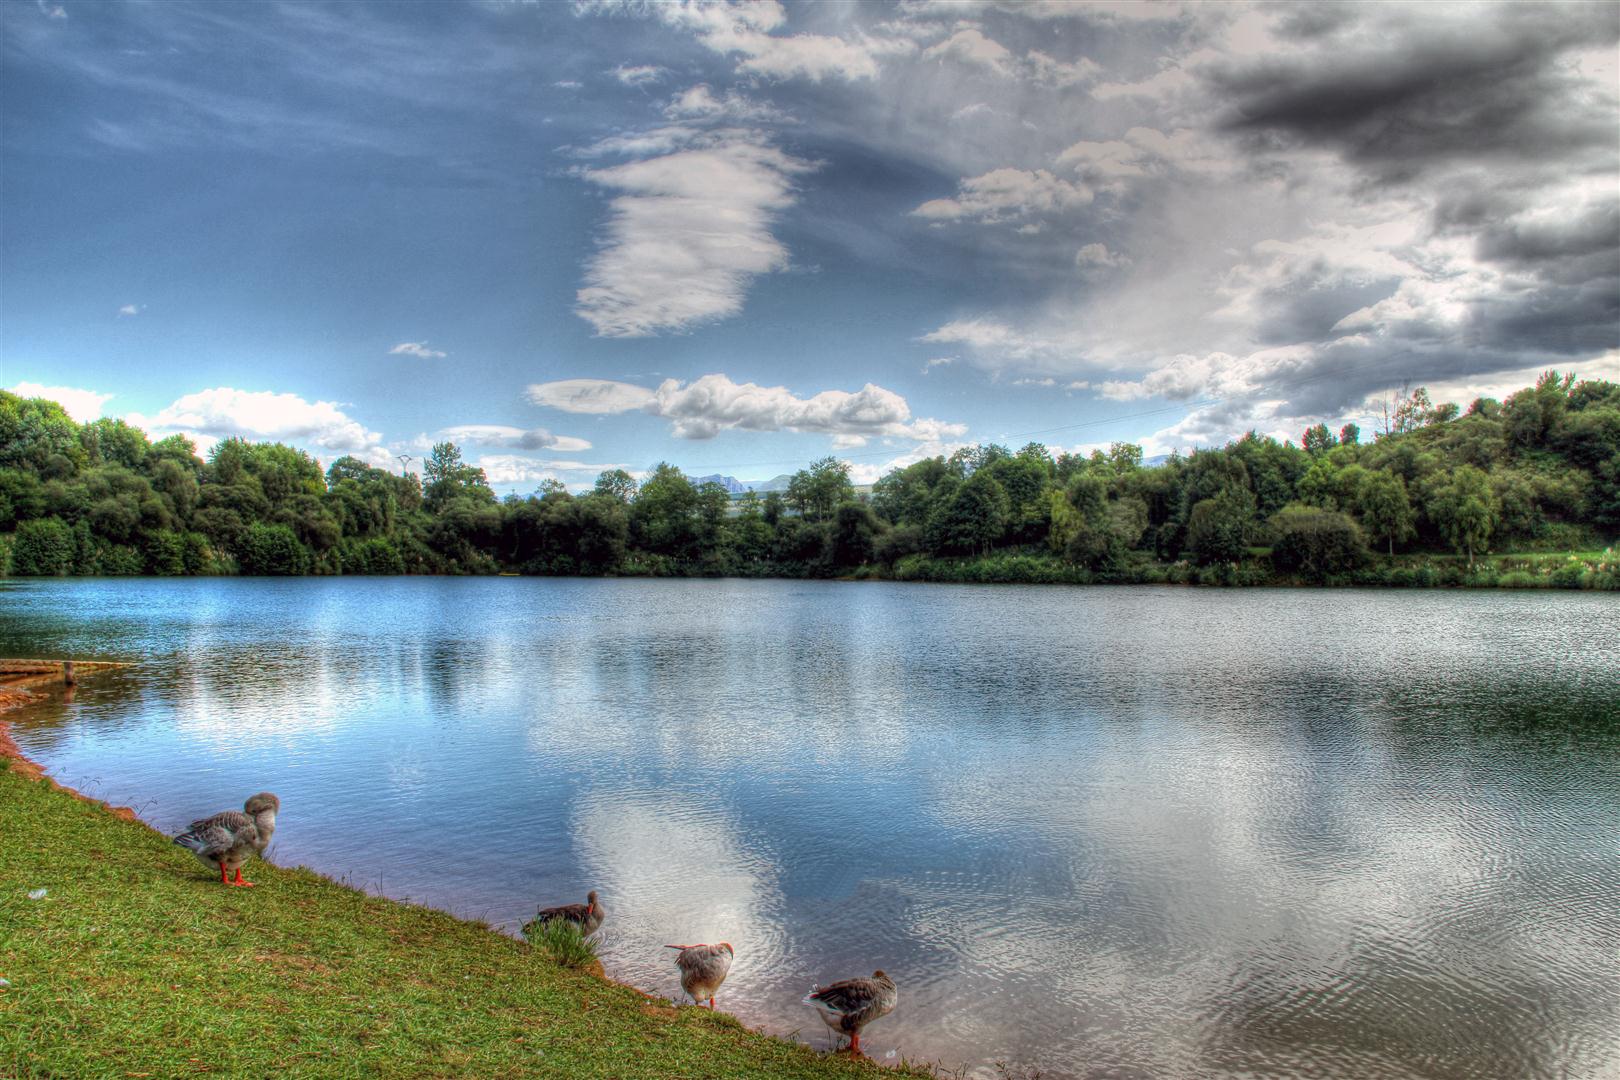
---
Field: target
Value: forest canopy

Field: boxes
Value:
[3,373,1616,586]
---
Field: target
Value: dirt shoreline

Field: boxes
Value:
[0,663,700,1005]
[0,667,137,822]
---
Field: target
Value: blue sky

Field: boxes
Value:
[4,0,1617,489]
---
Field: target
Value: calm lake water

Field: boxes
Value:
[3,578,1618,1078]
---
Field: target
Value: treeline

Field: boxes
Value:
[2,372,1616,586]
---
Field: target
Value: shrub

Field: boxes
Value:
[144,530,186,575]
[97,543,145,576]
[237,522,312,576]
[10,517,74,575]
[340,536,406,575]
[1268,505,1370,582]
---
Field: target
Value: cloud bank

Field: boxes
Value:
[527,373,964,446]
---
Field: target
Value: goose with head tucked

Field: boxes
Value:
[664,942,733,1009]
[524,890,604,937]
[804,969,896,1055]
[172,792,280,887]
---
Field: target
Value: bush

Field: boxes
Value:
[144,530,186,575]
[1549,561,1585,588]
[1268,505,1369,582]
[97,543,145,575]
[10,517,74,575]
[237,522,312,576]
[339,536,406,575]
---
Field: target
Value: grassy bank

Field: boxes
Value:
[0,720,905,1078]
[874,548,1619,589]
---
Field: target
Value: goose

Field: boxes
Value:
[172,792,280,887]
[664,942,733,1009]
[804,970,896,1055]
[525,890,604,937]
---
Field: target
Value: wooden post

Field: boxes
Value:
[62,660,75,686]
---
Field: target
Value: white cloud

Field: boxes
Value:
[527,379,656,413]
[1096,344,1318,403]
[117,303,141,317]
[914,167,1092,224]
[949,102,994,123]
[475,454,628,485]
[918,318,1088,368]
[126,387,391,466]
[898,0,1200,22]
[663,84,788,123]
[553,79,583,89]
[9,382,113,422]
[36,0,66,19]
[646,373,966,442]
[843,435,973,486]
[529,372,965,444]
[438,424,592,453]
[923,27,1015,77]
[921,29,1100,86]
[573,132,813,336]
[1056,126,1238,191]
[612,63,666,86]
[1026,48,1101,87]
[921,356,954,373]
[1076,242,1129,270]
[389,341,447,359]
[580,0,899,82]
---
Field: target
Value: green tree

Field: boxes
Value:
[422,442,494,510]
[1302,423,1338,456]
[11,517,76,575]
[629,463,702,558]
[927,469,1009,555]
[0,392,85,474]
[1186,488,1254,565]
[826,502,885,567]
[236,522,312,575]
[1268,505,1369,581]
[1428,465,1498,566]
[1354,470,1415,556]
[785,457,853,522]
[592,469,638,503]
[1339,422,1361,446]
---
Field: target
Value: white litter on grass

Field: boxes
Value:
[27,889,47,900]
[0,978,11,988]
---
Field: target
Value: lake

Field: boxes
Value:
[2,577,1617,1079]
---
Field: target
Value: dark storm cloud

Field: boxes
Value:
[1211,4,1619,174]
[1476,202,1620,269]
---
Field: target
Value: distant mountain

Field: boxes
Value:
[690,474,749,494]
[688,473,795,495]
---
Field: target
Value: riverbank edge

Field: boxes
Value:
[8,545,1613,590]
[0,674,924,1079]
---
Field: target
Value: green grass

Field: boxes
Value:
[521,916,598,971]
[0,762,911,1079]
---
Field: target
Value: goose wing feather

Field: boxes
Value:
[534,902,590,924]
[174,811,256,857]
[808,977,880,1015]
[674,945,732,980]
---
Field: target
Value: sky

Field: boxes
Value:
[3,0,1618,491]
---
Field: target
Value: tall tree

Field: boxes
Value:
[1354,470,1415,556]
[1428,465,1498,567]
